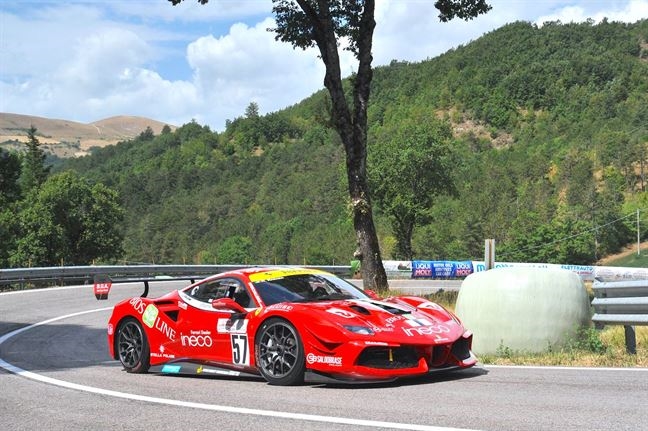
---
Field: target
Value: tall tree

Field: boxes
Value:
[10,171,124,267]
[169,0,491,291]
[0,148,22,205]
[20,126,50,193]
[369,114,456,259]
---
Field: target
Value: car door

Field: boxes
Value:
[176,277,254,367]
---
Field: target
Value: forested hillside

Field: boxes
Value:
[57,19,648,266]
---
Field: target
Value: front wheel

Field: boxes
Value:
[116,318,150,373]
[255,318,305,385]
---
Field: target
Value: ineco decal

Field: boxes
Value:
[181,333,213,347]
[306,353,343,366]
[402,323,450,337]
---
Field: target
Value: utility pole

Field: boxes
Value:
[637,209,641,256]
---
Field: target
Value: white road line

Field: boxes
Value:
[484,364,648,372]
[0,308,480,431]
[0,285,89,296]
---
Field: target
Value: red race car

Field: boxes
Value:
[105,267,476,385]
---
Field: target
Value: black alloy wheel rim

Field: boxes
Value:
[118,321,143,368]
[258,322,299,378]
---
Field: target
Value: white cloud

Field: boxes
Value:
[185,17,326,125]
[1,1,647,131]
[536,0,648,25]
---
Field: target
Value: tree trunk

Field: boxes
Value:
[302,0,388,291]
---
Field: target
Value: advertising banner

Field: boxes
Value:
[412,260,474,278]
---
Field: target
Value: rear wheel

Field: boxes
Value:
[255,318,305,385]
[117,318,150,373]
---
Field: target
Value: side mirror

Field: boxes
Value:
[212,297,247,314]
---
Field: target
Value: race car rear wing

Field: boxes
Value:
[93,274,201,300]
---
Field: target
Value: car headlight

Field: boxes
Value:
[343,325,374,335]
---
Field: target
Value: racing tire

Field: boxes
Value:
[255,318,305,386]
[116,317,150,373]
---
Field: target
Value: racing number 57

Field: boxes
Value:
[231,334,249,365]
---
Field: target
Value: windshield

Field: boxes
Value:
[252,273,368,306]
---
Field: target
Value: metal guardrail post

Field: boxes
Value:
[624,326,637,354]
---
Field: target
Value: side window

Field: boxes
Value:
[185,278,254,308]
[187,280,231,303]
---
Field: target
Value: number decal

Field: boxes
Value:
[231,334,249,365]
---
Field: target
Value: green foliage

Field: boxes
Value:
[20,126,50,193]
[0,206,18,267]
[217,236,253,264]
[0,148,22,205]
[10,171,124,266]
[369,111,457,259]
[495,340,514,359]
[50,19,648,266]
[566,326,608,354]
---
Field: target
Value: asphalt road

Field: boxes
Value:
[1,282,647,431]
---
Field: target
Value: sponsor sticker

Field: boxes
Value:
[266,304,293,312]
[93,281,112,299]
[151,352,176,359]
[181,332,213,347]
[217,318,248,334]
[364,341,389,346]
[142,304,159,328]
[403,314,434,327]
[417,301,445,312]
[402,323,450,337]
[161,364,181,374]
[197,366,241,376]
[129,297,146,315]
[326,308,356,319]
[306,353,342,366]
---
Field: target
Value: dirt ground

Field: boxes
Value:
[597,241,648,265]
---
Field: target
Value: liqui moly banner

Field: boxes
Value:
[412,261,474,278]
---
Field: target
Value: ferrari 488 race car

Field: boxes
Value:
[105,267,476,385]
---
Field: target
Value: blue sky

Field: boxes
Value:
[1,0,647,131]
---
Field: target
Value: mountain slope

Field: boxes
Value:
[56,19,648,266]
[0,113,175,157]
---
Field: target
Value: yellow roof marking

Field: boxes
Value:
[248,268,326,282]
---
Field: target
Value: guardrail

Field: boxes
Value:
[591,279,648,354]
[0,264,353,289]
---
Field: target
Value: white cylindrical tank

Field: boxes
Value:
[455,267,590,355]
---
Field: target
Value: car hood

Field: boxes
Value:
[293,298,464,343]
